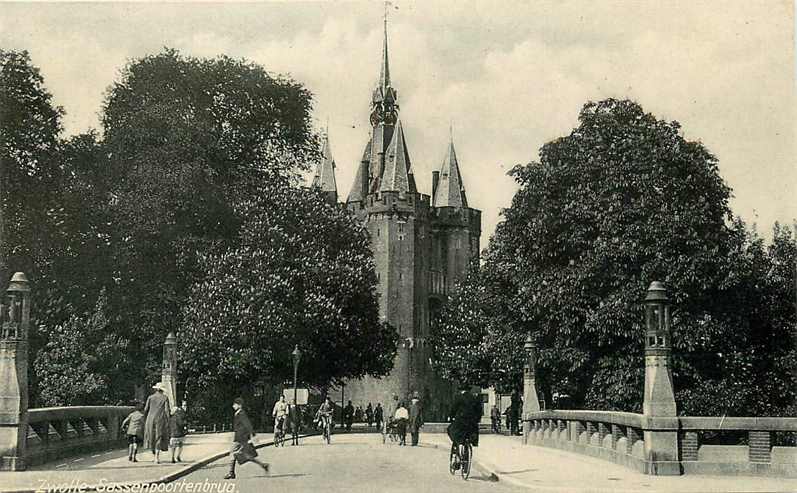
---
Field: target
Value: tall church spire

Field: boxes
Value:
[371,12,398,112]
[433,133,468,208]
[379,12,390,92]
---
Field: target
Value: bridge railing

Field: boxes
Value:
[25,406,135,467]
[525,411,797,477]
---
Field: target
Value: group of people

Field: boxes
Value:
[121,382,188,464]
[489,392,524,435]
[385,392,424,446]
[341,401,386,431]
[119,382,496,480]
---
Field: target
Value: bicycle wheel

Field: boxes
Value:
[461,443,472,480]
[448,446,458,476]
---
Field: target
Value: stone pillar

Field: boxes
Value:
[642,281,680,475]
[522,334,540,444]
[0,273,31,471]
[161,332,178,411]
[522,334,540,419]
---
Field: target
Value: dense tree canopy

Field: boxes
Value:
[433,99,796,416]
[0,49,64,288]
[3,49,394,409]
[180,179,397,392]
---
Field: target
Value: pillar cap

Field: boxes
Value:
[6,272,30,293]
[645,281,669,303]
[524,334,535,350]
[165,332,177,344]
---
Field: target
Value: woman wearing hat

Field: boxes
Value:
[143,382,171,463]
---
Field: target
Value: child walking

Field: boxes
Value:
[121,402,145,462]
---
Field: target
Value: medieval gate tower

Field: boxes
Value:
[312,19,481,418]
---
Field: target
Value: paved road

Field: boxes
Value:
[175,433,524,493]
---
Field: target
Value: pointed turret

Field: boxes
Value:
[380,120,416,193]
[312,133,338,204]
[347,140,371,203]
[432,137,468,208]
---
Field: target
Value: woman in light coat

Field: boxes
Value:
[143,382,171,463]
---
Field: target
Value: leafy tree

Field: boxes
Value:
[0,49,63,285]
[431,264,522,392]
[34,290,131,406]
[436,99,795,416]
[95,49,318,389]
[180,177,397,403]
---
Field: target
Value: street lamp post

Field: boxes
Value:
[291,345,301,446]
[291,345,302,406]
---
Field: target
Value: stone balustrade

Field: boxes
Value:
[524,410,797,477]
[25,406,135,467]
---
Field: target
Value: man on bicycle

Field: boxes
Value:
[315,395,335,443]
[272,394,288,442]
[447,383,481,469]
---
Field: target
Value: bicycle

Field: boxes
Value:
[449,438,474,480]
[318,413,333,444]
[273,416,286,447]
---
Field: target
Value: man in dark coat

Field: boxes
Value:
[374,403,384,431]
[408,391,423,446]
[447,385,481,465]
[224,397,270,480]
[343,400,354,432]
[510,391,522,435]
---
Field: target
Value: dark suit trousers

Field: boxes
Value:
[411,428,419,446]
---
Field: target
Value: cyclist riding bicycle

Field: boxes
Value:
[315,396,335,442]
[447,384,481,470]
[272,395,289,439]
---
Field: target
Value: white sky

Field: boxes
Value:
[1,1,794,243]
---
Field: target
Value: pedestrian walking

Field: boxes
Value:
[169,401,188,463]
[374,403,383,431]
[355,405,364,424]
[288,399,301,446]
[393,401,409,446]
[408,392,423,446]
[143,382,171,464]
[490,403,501,434]
[365,403,374,428]
[121,401,145,462]
[343,400,354,432]
[510,391,522,435]
[224,397,270,480]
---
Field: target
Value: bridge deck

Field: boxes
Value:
[1,432,795,493]
[0,433,233,493]
[422,434,796,493]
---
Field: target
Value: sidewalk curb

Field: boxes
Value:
[0,433,319,493]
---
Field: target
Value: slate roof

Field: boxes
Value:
[433,139,468,208]
[312,133,337,194]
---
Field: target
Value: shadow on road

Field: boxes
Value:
[494,468,538,475]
